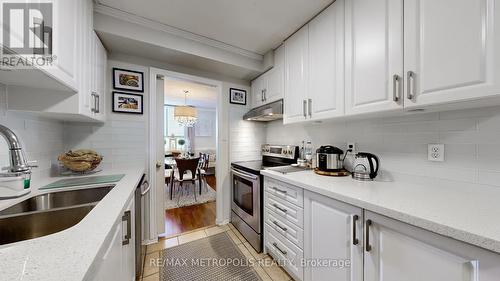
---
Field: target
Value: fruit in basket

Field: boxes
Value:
[58,149,103,172]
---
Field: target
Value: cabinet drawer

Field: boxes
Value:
[265,178,303,207]
[265,208,304,249]
[265,192,304,228]
[265,224,304,281]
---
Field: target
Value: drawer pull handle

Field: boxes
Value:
[273,204,287,213]
[273,187,287,194]
[272,242,287,255]
[365,219,372,252]
[273,220,288,231]
[352,215,359,245]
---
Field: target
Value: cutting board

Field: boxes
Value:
[40,174,125,190]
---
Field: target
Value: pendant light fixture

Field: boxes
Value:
[174,90,198,127]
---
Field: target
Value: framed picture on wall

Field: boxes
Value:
[112,91,143,114]
[229,88,247,105]
[112,68,144,92]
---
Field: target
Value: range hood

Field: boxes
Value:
[243,99,283,121]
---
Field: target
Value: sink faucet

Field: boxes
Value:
[0,124,36,176]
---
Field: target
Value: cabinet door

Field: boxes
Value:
[93,33,107,121]
[251,75,265,108]
[308,0,345,120]
[78,0,94,117]
[48,0,79,91]
[304,191,363,281]
[94,223,123,281]
[364,211,500,281]
[266,45,285,104]
[404,0,500,108]
[284,25,309,124]
[345,0,403,116]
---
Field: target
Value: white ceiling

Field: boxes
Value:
[164,77,218,108]
[97,0,333,55]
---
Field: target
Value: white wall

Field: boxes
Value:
[63,60,149,171]
[193,108,216,152]
[266,106,500,187]
[229,104,266,162]
[0,84,65,179]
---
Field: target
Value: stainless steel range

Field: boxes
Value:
[231,144,299,252]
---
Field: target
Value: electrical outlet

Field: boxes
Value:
[428,144,445,162]
[347,142,357,153]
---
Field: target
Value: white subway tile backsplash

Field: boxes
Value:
[267,106,500,187]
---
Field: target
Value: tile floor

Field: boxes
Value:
[140,223,293,281]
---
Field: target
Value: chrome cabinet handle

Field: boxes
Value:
[303,100,307,118]
[261,90,264,102]
[273,220,288,231]
[264,89,267,101]
[272,186,287,194]
[365,219,372,252]
[273,203,288,213]
[122,210,131,245]
[308,98,312,117]
[91,92,97,113]
[407,71,416,101]
[352,215,359,245]
[393,74,400,102]
[95,94,100,113]
[272,242,287,255]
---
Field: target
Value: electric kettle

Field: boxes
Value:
[352,152,379,181]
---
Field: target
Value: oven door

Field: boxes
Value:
[231,168,261,233]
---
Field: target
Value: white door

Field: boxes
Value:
[154,77,166,237]
[404,0,500,108]
[284,25,309,124]
[266,45,285,104]
[308,0,345,120]
[345,0,404,116]
[364,211,500,281]
[304,191,363,281]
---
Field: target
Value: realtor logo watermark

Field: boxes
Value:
[1,1,56,69]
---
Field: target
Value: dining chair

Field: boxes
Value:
[198,153,210,192]
[169,157,201,201]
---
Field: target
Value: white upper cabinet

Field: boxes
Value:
[284,25,309,124]
[308,0,345,120]
[251,74,266,108]
[403,0,500,108]
[345,0,404,116]
[266,44,285,104]
[304,190,363,281]
[364,211,500,281]
[251,44,285,108]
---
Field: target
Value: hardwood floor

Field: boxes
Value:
[163,175,217,237]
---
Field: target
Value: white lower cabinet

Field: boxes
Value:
[264,177,500,281]
[303,190,363,281]
[364,211,500,281]
[92,198,135,281]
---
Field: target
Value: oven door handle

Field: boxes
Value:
[232,168,259,181]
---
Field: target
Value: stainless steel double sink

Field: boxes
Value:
[0,185,114,246]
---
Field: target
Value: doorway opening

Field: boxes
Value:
[163,77,218,237]
[148,68,226,242]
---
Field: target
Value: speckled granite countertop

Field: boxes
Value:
[261,169,500,255]
[0,168,144,281]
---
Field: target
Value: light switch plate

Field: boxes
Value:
[428,144,445,162]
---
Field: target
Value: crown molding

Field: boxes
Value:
[94,3,264,62]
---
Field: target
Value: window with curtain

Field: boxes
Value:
[164,105,186,152]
